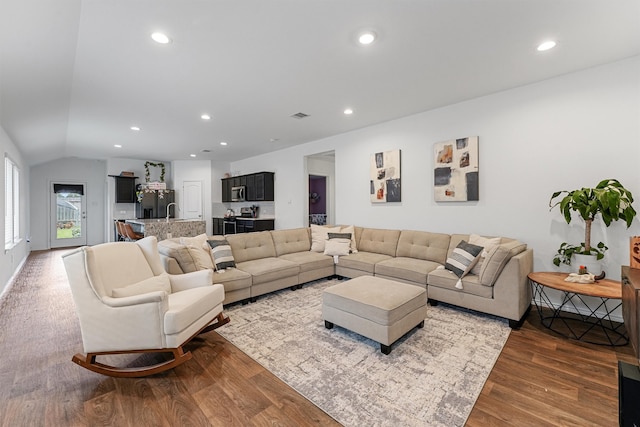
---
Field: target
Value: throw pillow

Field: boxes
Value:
[180,233,208,248]
[184,244,214,271]
[479,240,527,286]
[111,274,171,298]
[310,224,341,252]
[340,225,358,254]
[469,234,501,275]
[445,240,484,289]
[323,238,351,256]
[327,232,352,240]
[207,239,236,270]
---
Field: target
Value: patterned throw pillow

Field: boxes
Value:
[445,240,484,289]
[327,232,352,240]
[207,239,236,271]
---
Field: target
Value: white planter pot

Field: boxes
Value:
[572,254,603,275]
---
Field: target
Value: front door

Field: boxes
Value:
[50,182,87,248]
[183,181,203,220]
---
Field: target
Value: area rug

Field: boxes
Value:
[217,278,511,427]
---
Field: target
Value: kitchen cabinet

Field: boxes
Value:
[212,217,224,235]
[109,175,138,203]
[222,172,274,202]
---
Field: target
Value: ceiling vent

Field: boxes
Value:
[290,112,310,119]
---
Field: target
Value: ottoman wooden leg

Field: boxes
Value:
[381,343,392,355]
[324,320,334,329]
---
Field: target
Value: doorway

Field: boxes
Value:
[305,151,335,226]
[309,175,327,225]
[50,182,87,248]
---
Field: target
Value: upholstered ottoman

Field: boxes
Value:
[322,276,428,354]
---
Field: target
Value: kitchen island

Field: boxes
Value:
[126,219,206,241]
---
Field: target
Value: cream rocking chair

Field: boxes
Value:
[62,236,229,377]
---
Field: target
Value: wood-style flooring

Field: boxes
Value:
[0,248,636,426]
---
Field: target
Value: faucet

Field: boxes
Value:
[166,202,177,223]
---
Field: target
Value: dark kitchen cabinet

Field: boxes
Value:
[110,175,138,203]
[221,172,274,202]
[253,172,274,201]
[221,179,231,202]
[212,217,224,235]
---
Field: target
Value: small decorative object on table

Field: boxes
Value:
[631,236,640,270]
[579,265,588,275]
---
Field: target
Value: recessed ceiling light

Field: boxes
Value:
[201,114,211,120]
[130,126,140,131]
[537,40,556,51]
[358,31,376,45]
[151,32,171,44]
[220,141,227,146]
[344,108,354,115]
[269,138,279,143]
[190,154,196,158]
[114,144,122,148]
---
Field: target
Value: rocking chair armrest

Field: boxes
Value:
[101,291,167,307]
[169,269,213,292]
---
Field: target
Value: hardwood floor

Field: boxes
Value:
[0,248,636,426]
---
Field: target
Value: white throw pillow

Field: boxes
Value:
[310,224,341,252]
[469,234,501,275]
[340,225,358,254]
[323,238,351,256]
[111,274,171,298]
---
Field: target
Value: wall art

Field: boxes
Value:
[370,149,401,203]
[434,136,479,202]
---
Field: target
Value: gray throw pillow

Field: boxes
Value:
[207,239,236,270]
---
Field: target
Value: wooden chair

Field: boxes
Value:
[114,221,127,241]
[122,222,144,241]
[62,236,229,377]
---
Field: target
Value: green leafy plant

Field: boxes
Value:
[549,178,636,266]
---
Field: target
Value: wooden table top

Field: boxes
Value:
[528,271,622,299]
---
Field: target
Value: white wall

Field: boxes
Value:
[172,160,212,235]
[0,125,29,295]
[232,56,640,280]
[30,157,106,250]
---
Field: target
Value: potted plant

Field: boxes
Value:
[549,178,636,271]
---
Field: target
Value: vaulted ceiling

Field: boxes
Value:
[1,0,638,166]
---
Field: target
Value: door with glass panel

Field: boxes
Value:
[50,182,87,248]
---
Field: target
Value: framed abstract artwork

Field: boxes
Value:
[434,136,479,202]
[370,149,401,203]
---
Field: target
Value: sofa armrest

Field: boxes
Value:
[491,248,533,320]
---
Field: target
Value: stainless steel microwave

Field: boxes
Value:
[231,186,245,202]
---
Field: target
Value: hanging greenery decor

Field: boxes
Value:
[144,161,165,182]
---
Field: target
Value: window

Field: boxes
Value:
[5,156,19,249]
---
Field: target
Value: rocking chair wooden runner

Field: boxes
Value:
[62,236,229,377]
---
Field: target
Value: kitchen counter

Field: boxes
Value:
[125,218,205,240]
[212,217,275,235]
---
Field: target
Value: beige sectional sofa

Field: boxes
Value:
[158,226,533,328]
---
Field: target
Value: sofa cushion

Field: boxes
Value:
[445,240,483,278]
[111,273,171,298]
[235,257,299,285]
[374,257,442,286]
[357,228,401,257]
[165,285,225,335]
[310,224,341,252]
[271,228,311,256]
[211,268,252,293]
[427,268,493,298]
[396,230,450,264]
[207,239,236,270]
[337,252,393,274]
[479,240,527,286]
[226,231,276,263]
[278,251,335,273]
